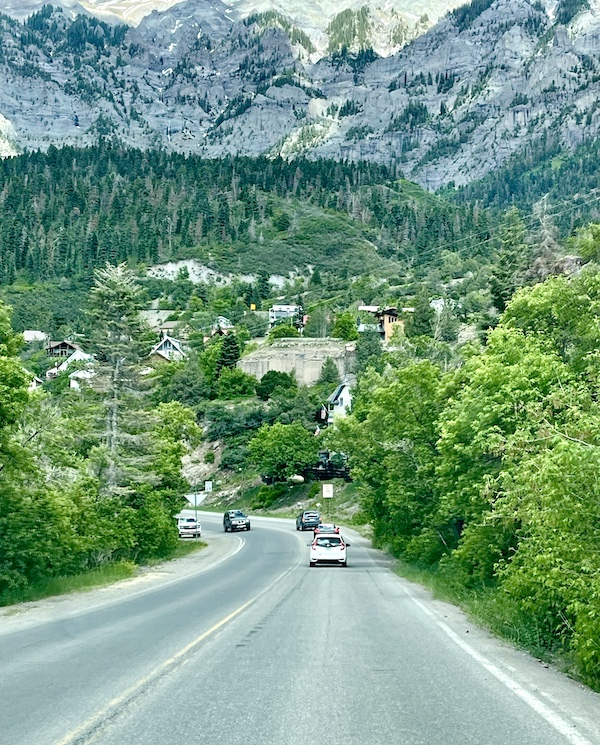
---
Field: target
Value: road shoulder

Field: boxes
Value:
[0,535,238,637]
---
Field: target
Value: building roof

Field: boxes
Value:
[149,335,186,361]
[57,349,93,372]
[23,330,48,343]
[46,339,80,350]
[327,382,347,405]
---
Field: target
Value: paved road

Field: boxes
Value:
[1,513,599,745]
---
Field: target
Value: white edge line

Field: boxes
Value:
[402,587,593,745]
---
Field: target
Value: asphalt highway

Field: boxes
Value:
[1,512,599,745]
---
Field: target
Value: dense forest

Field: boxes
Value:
[453,132,600,232]
[0,144,489,286]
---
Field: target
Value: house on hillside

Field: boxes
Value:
[45,339,80,357]
[203,317,234,343]
[326,377,353,425]
[69,369,96,390]
[46,348,94,379]
[23,330,48,344]
[268,304,301,329]
[27,373,43,391]
[357,306,409,343]
[148,335,186,364]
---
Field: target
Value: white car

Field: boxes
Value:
[308,533,350,567]
[177,517,202,538]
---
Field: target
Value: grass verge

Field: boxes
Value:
[0,540,207,608]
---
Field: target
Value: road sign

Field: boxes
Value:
[204,480,213,493]
[322,483,334,499]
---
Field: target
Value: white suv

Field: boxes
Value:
[177,517,202,538]
[308,533,350,567]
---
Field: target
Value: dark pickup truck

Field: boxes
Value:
[296,510,321,531]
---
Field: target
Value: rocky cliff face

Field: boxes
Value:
[0,0,599,189]
[0,0,464,54]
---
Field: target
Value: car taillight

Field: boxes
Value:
[311,542,317,550]
[340,543,345,550]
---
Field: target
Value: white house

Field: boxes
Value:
[326,377,353,425]
[46,348,94,379]
[69,369,96,390]
[268,304,301,329]
[27,374,44,391]
[23,330,48,343]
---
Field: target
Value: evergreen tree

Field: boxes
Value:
[257,270,271,300]
[406,289,434,338]
[84,263,153,494]
[355,330,383,372]
[215,333,240,376]
[319,357,341,385]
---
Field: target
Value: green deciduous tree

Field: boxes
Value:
[331,311,359,341]
[269,324,299,340]
[255,370,296,400]
[216,367,257,399]
[248,422,319,480]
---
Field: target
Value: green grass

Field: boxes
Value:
[0,561,137,607]
[145,539,208,565]
[209,478,369,532]
[0,540,207,607]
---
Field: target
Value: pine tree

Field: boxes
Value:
[215,333,240,377]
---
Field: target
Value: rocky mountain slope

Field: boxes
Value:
[0,0,599,189]
[0,0,464,55]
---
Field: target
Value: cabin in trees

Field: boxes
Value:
[357,306,407,343]
[268,304,302,329]
[46,348,94,379]
[45,339,81,357]
[148,335,186,364]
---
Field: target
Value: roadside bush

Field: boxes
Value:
[269,324,299,340]
[250,483,288,509]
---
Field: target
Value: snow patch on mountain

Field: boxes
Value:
[0,114,19,157]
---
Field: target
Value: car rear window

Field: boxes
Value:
[316,536,342,547]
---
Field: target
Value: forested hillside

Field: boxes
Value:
[454,134,600,232]
[0,145,486,286]
[0,144,493,335]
